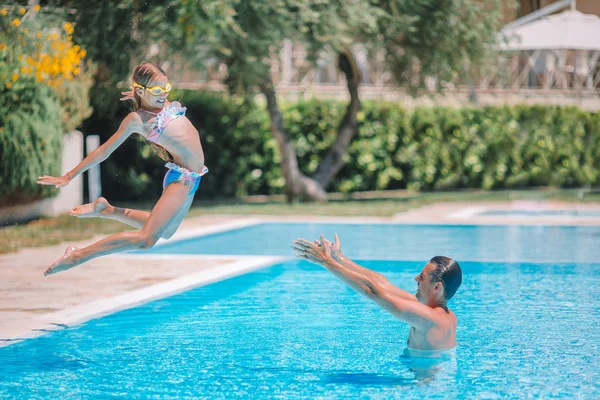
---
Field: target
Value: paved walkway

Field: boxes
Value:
[0,215,245,342]
[2,201,599,344]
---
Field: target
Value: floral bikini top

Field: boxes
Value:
[145,101,187,143]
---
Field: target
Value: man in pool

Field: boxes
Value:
[292,234,462,351]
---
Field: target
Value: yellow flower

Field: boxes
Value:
[19,8,26,15]
[36,31,42,38]
[34,5,41,12]
[23,28,28,33]
[62,22,74,35]
[6,82,12,89]
[12,73,18,81]
[0,9,7,16]
[11,19,20,27]
[0,43,6,51]
[17,54,23,61]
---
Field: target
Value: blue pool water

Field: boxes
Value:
[144,222,600,263]
[1,223,600,398]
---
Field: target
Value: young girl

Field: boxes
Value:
[37,62,208,276]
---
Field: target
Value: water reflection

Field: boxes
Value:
[325,347,457,387]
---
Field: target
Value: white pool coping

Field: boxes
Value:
[447,205,600,220]
[37,255,286,327]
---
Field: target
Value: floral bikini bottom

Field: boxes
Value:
[162,162,209,196]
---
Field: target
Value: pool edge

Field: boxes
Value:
[1,255,287,348]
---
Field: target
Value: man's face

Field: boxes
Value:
[415,262,439,302]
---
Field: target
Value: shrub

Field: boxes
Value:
[0,84,63,207]
[0,4,91,206]
[82,92,600,202]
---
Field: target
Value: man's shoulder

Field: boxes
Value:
[432,306,457,326]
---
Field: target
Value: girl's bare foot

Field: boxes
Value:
[45,246,79,276]
[69,197,111,218]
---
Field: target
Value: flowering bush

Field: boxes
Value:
[0,5,86,90]
[0,4,92,206]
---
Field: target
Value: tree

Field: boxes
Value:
[162,0,330,201]
[59,0,168,117]
[163,1,382,201]
[62,0,503,202]
[163,0,503,202]
[296,1,386,190]
[377,0,502,95]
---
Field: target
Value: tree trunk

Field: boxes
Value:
[464,63,479,105]
[260,77,327,203]
[312,48,361,189]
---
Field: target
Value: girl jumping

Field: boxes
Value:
[37,62,208,276]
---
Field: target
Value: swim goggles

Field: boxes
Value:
[132,81,172,96]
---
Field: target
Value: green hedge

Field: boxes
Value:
[82,91,600,202]
[288,102,600,192]
[0,85,63,207]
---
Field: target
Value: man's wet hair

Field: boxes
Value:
[429,256,462,301]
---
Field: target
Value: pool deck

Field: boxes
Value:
[2,201,599,345]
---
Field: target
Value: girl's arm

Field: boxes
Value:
[38,112,142,188]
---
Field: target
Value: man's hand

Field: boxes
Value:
[37,174,72,188]
[292,234,335,266]
[314,233,343,261]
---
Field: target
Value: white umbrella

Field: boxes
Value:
[501,10,600,51]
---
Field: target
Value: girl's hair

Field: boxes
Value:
[130,62,173,163]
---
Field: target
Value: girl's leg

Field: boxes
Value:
[45,182,191,276]
[160,194,195,239]
[70,197,149,230]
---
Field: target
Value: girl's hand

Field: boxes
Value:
[292,234,335,266]
[37,174,72,188]
[120,86,135,101]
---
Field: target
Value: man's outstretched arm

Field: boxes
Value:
[334,253,418,302]
[292,236,437,330]
[316,234,417,302]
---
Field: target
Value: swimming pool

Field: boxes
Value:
[1,223,599,398]
[144,222,600,263]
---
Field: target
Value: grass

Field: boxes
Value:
[0,215,126,255]
[1,188,599,255]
